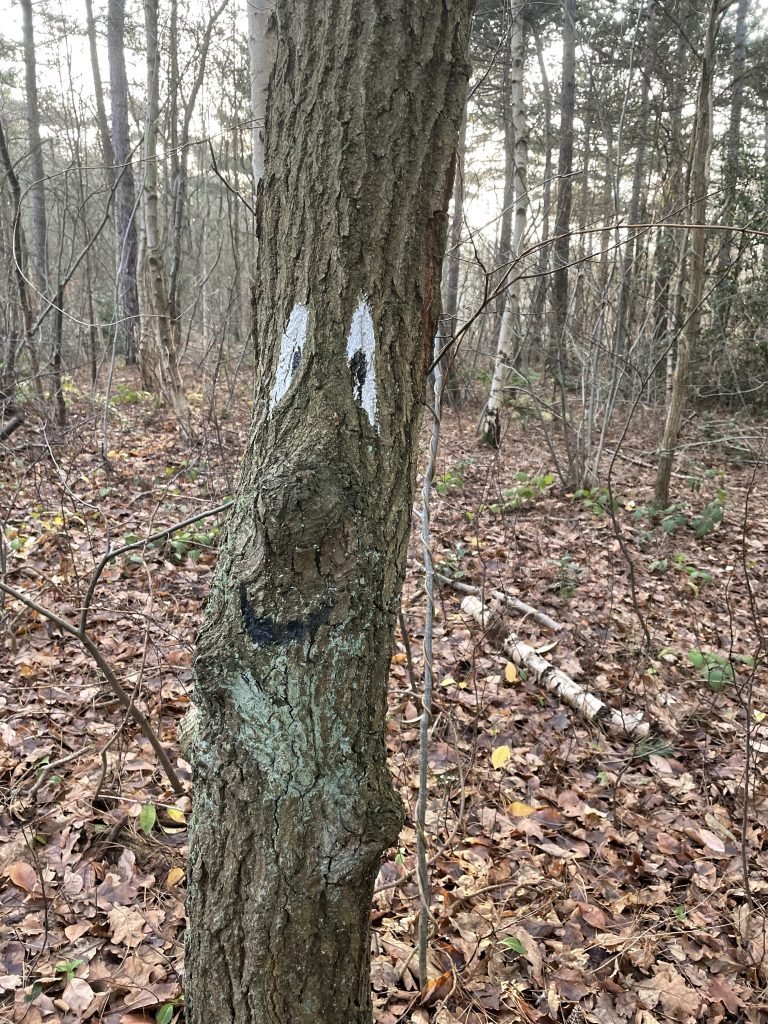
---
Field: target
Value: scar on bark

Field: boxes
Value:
[239,583,332,646]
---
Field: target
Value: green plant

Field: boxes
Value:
[111,382,151,405]
[573,486,614,516]
[436,459,472,496]
[672,553,713,592]
[55,959,84,983]
[686,649,753,691]
[554,552,582,600]
[491,470,554,513]
[634,736,675,761]
[437,541,468,580]
[689,496,725,537]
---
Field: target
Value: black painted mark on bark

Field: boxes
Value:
[240,583,332,646]
[290,344,302,379]
[350,349,367,406]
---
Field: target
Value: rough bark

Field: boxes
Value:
[107,0,140,362]
[185,3,472,1022]
[654,0,719,508]
[481,0,528,446]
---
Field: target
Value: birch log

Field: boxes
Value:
[461,595,649,739]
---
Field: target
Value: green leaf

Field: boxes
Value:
[500,935,526,954]
[156,1003,175,1024]
[687,651,705,669]
[24,981,43,1003]
[140,803,157,834]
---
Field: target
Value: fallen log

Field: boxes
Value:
[436,573,563,632]
[461,595,649,740]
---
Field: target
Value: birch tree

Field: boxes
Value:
[654,0,721,508]
[139,0,192,436]
[481,0,528,446]
[183,2,472,1021]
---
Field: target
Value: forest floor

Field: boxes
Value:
[1,372,767,1024]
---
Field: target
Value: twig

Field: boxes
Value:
[0,579,184,794]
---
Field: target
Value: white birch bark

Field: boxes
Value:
[461,596,650,740]
[248,0,276,190]
[481,0,528,447]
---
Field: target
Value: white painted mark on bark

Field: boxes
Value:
[346,298,377,428]
[269,303,309,412]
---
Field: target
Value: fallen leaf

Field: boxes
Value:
[6,862,38,893]
[491,745,511,769]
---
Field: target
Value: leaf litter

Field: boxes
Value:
[1,382,767,1023]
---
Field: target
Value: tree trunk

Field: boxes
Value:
[530,19,553,352]
[141,0,192,437]
[713,0,749,335]
[20,0,48,298]
[550,0,576,379]
[615,0,655,357]
[481,0,528,446]
[84,0,115,175]
[107,0,140,363]
[248,0,276,190]
[185,3,472,1022]
[651,0,689,395]
[654,0,719,508]
[0,115,42,405]
[440,104,467,409]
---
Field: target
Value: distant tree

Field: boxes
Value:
[184,2,472,1021]
[107,0,139,364]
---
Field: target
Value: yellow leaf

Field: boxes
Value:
[491,745,511,769]
[440,675,456,687]
[166,867,185,886]
[509,801,536,817]
[753,709,766,723]
[504,662,518,683]
[166,807,186,824]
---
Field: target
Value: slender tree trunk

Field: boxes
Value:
[20,0,47,298]
[440,104,467,408]
[84,0,115,175]
[107,0,140,363]
[615,0,655,356]
[654,0,719,508]
[168,0,228,330]
[0,115,43,404]
[714,0,749,335]
[481,0,528,446]
[652,0,689,392]
[185,3,472,1022]
[141,0,192,436]
[530,20,553,352]
[248,0,276,190]
[551,0,576,371]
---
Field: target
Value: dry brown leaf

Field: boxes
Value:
[5,862,38,893]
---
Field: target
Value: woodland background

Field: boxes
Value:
[1,0,768,1022]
